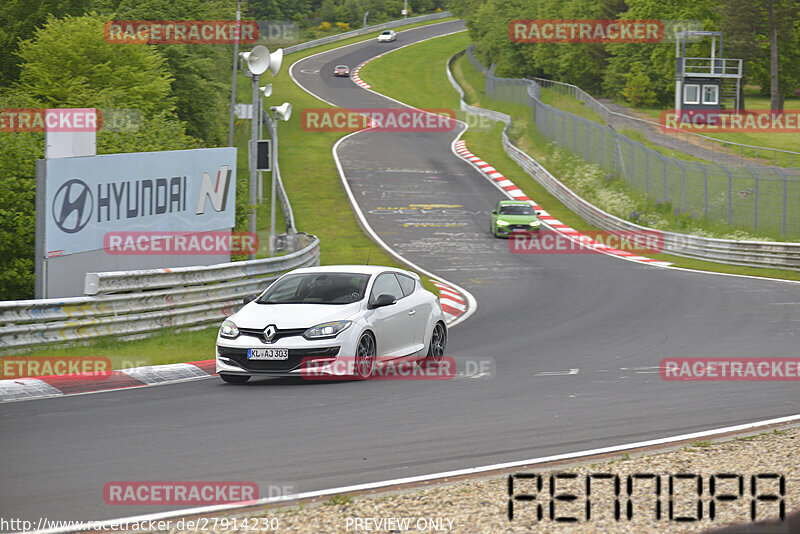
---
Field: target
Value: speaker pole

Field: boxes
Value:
[257,83,263,203]
[249,71,259,260]
[228,0,242,147]
[269,115,277,257]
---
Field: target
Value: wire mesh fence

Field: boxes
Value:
[466,47,800,239]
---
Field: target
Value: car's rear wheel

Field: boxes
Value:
[426,322,447,364]
[220,373,250,384]
[354,332,376,379]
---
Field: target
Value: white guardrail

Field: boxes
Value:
[0,234,319,350]
[447,50,800,271]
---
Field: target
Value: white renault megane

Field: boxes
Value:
[215,265,447,382]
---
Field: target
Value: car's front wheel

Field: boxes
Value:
[426,322,447,364]
[354,332,376,379]
[220,373,250,384]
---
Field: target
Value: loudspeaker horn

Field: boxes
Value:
[246,45,270,75]
[268,48,283,76]
[260,84,273,97]
[271,102,292,122]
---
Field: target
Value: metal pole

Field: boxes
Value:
[227,0,242,147]
[257,94,263,202]
[270,116,277,257]
[248,73,259,260]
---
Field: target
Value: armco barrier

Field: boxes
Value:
[283,12,452,56]
[0,234,319,350]
[447,50,800,270]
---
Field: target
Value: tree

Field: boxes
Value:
[0,0,91,86]
[15,13,176,116]
[719,0,799,111]
[102,0,234,145]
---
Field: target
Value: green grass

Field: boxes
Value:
[539,87,605,123]
[359,35,800,283]
[0,19,458,366]
[603,90,800,168]
[539,81,800,168]
[2,327,221,368]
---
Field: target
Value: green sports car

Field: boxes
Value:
[490,200,542,238]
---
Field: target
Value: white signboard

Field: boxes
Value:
[43,147,237,257]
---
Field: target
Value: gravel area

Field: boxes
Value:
[171,425,798,534]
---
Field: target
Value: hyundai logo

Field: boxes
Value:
[52,179,93,234]
[263,325,277,343]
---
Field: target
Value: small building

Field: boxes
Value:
[674,31,742,123]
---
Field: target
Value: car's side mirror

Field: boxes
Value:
[370,294,396,309]
[243,294,258,305]
[491,210,497,215]
[536,211,542,216]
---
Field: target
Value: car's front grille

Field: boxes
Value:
[238,327,307,344]
[218,345,340,372]
[508,224,534,231]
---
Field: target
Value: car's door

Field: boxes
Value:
[396,273,429,348]
[368,273,414,358]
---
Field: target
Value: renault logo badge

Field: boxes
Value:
[263,325,277,343]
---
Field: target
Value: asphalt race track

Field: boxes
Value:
[1,19,799,526]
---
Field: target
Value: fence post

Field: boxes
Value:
[586,120,591,162]
[753,171,759,233]
[720,164,732,226]
[600,126,604,168]
[696,162,708,219]
[645,149,650,199]
[775,167,788,238]
[573,115,578,153]
[630,138,635,187]
[681,162,687,213]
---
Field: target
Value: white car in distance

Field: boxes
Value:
[216,265,447,382]
[377,30,397,42]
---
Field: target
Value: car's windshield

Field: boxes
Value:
[336,65,347,69]
[257,273,371,305]
[381,31,391,34]
[499,204,535,215]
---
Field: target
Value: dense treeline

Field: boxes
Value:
[246,0,447,28]
[452,0,800,108]
[0,0,446,300]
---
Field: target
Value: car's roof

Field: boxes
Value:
[381,30,393,33]
[287,265,417,278]
[336,64,348,67]
[498,200,532,205]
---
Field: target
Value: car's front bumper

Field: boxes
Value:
[495,224,541,237]
[216,328,361,377]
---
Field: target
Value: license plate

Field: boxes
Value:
[247,348,289,360]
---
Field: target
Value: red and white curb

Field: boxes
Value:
[0,360,216,403]
[350,62,371,89]
[432,280,466,323]
[453,140,672,267]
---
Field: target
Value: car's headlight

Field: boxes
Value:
[530,221,541,227]
[220,319,239,339]
[304,320,352,339]
[496,219,510,226]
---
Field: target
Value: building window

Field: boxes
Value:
[683,84,700,105]
[702,84,719,105]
